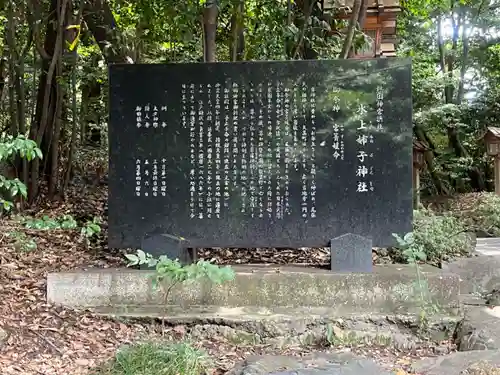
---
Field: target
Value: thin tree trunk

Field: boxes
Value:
[456,9,469,103]
[203,0,219,62]
[437,16,446,74]
[63,0,85,194]
[49,62,62,198]
[445,5,485,191]
[26,0,52,60]
[29,0,68,202]
[80,83,90,145]
[48,0,67,199]
[16,21,32,193]
[293,0,316,59]
[229,1,245,62]
[287,0,292,25]
[0,49,9,115]
[348,0,368,58]
[83,0,131,64]
[357,0,369,28]
[414,125,448,195]
[30,43,37,129]
[229,6,238,62]
[445,8,460,104]
[339,0,362,59]
[7,0,18,137]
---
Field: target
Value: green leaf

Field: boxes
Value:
[403,232,414,243]
[2,199,13,211]
[137,249,147,263]
[89,223,101,233]
[18,183,27,198]
[125,254,139,266]
[10,185,18,197]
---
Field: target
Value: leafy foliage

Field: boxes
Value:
[81,216,102,240]
[0,134,43,211]
[5,214,102,253]
[23,215,78,230]
[454,193,500,236]
[126,249,235,304]
[5,231,38,252]
[0,134,43,162]
[2,0,499,202]
[392,209,471,264]
[392,232,427,264]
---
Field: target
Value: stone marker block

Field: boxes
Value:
[141,228,196,269]
[330,233,372,273]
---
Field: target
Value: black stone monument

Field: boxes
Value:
[108,59,413,272]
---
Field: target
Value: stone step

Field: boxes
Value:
[443,255,500,294]
[475,237,500,256]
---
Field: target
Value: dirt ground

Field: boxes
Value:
[0,186,468,374]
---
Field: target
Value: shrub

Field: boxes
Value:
[393,208,472,264]
[0,134,42,211]
[94,342,210,375]
[458,193,500,237]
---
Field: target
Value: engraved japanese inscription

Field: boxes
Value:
[108,59,413,249]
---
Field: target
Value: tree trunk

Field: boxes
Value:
[49,51,63,199]
[0,48,8,119]
[82,79,103,145]
[63,0,85,194]
[7,0,17,137]
[29,0,68,202]
[339,0,362,59]
[456,19,468,103]
[80,83,91,144]
[14,9,31,191]
[347,0,368,58]
[435,7,485,192]
[83,0,131,64]
[293,0,316,59]
[414,125,449,195]
[357,0,369,28]
[437,16,447,74]
[446,9,460,105]
[203,0,219,62]
[447,7,485,191]
[229,1,245,61]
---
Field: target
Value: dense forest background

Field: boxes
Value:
[0,0,499,208]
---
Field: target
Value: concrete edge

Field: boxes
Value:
[90,305,463,324]
[47,264,461,316]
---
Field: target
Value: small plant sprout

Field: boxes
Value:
[125,248,235,333]
[80,216,102,247]
[392,231,440,333]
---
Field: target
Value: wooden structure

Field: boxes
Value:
[413,140,429,207]
[323,0,401,58]
[482,127,500,196]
